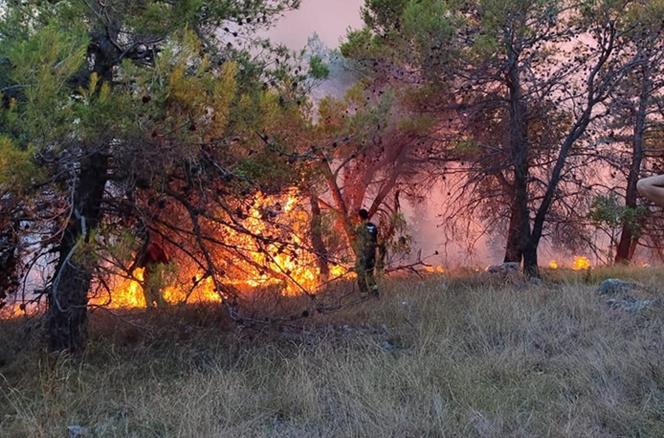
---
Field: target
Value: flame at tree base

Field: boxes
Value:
[572,256,592,271]
[89,268,222,309]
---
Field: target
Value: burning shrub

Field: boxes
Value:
[87,188,350,312]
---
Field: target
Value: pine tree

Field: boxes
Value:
[0,0,301,353]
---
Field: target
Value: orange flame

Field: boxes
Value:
[572,256,592,271]
[548,260,559,269]
[0,301,40,320]
[92,189,349,309]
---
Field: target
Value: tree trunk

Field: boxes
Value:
[520,20,617,277]
[615,66,650,264]
[0,200,20,304]
[503,212,522,263]
[503,49,530,265]
[309,193,329,283]
[47,152,108,354]
[523,239,539,278]
[47,32,117,353]
[503,176,530,264]
[321,160,357,254]
[528,110,594,278]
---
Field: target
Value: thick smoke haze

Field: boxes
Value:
[267,1,614,268]
[270,2,505,267]
[269,0,364,50]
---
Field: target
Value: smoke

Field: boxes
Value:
[303,36,359,103]
[268,0,364,50]
[266,0,363,102]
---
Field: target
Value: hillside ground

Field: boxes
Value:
[1,268,663,437]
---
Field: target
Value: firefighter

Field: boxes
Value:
[354,208,380,298]
[136,233,170,309]
[637,174,664,207]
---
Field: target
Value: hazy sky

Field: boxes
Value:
[269,0,364,50]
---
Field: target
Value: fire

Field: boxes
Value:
[0,304,26,319]
[548,260,559,269]
[572,256,592,271]
[0,300,41,320]
[94,188,349,309]
[219,189,347,295]
[90,269,221,309]
[424,265,445,274]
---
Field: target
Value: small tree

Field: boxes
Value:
[588,194,646,264]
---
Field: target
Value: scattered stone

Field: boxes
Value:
[606,297,659,313]
[596,279,661,313]
[528,277,544,286]
[380,336,406,352]
[597,278,640,296]
[68,425,89,438]
[382,339,397,352]
[485,262,524,283]
[486,262,520,275]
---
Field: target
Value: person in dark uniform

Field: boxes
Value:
[354,208,379,298]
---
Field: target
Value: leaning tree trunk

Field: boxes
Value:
[47,31,118,353]
[527,109,594,278]
[321,160,357,254]
[47,152,108,353]
[615,67,650,264]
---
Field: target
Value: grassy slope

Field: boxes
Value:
[1,269,663,437]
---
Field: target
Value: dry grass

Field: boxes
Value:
[1,269,663,437]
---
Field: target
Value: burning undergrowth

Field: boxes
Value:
[93,188,351,310]
[0,182,601,322]
[1,188,353,320]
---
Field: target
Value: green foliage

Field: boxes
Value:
[361,0,410,35]
[72,232,102,269]
[103,229,140,264]
[345,0,460,77]
[401,0,457,59]
[235,152,300,193]
[0,136,41,194]
[397,114,436,136]
[622,206,648,237]
[340,28,381,60]
[451,138,481,158]
[589,194,625,228]
[3,24,88,147]
[308,55,330,80]
[621,0,664,39]
[315,81,399,148]
[589,194,647,236]
[0,0,308,294]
